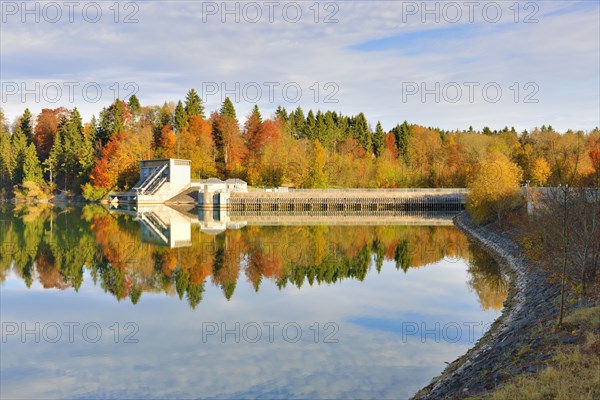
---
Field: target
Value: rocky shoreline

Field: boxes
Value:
[412,212,560,399]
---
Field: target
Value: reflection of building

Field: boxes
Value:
[109,159,194,205]
[198,208,247,235]
[111,206,193,248]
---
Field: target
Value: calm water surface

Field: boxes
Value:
[0,205,507,399]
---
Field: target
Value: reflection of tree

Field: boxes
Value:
[394,240,411,273]
[466,241,509,311]
[2,206,509,311]
[372,240,385,273]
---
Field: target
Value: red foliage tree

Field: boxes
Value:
[33,107,70,160]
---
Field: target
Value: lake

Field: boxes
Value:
[0,204,507,399]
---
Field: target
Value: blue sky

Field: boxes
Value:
[1,0,599,132]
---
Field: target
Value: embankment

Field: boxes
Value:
[412,212,560,399]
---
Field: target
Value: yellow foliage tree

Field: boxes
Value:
[531,157,551,186]
[467,152,523,226]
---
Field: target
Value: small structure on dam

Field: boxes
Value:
[198,177,248,208]
[108,158,195,205]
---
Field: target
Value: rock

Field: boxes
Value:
[561,336,577,344]
[530,337,542,348]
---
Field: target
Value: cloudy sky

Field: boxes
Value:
[1,1,599,132]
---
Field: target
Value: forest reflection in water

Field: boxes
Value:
[0,204,508,311]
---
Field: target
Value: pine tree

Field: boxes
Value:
[220,97,237,119]
[0,130,13,187]
[305,110,316,140]
[98,101,130,144]
[352,113,371,153]
[392,121,411,161]
[292,107,305,139]
[20,108,33,143]
[315,110,325,143]
[320,111,338,150]
[71,108,83,135]
[373,121,385,157]
[78,123,95,184]
[21,143,43,184]
[11,126,27,183]
[46,127,63,188]
[185,89,205,119]
[275,106,288,122]
[128,94,141,116]
[174,100,188,134]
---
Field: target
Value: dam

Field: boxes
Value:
[108,158,467,212]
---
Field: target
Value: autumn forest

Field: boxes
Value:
[0,89,599,201]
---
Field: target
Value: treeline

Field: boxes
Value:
[0,89,599,199]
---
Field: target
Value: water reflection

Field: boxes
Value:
[1,204,508,399]
[0,204,506,311]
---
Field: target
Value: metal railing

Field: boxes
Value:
[247,187,468,194]
[133,164,167,195]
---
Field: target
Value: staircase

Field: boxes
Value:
[136,211,169,244]
[132,164,168,195]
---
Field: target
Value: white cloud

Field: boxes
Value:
[1,1,598,131]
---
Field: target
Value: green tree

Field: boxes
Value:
[220,97,237,119]
[392,121,411,161]
[47,113,89,191]
[11,126,28,183]
[373,121,385,157]
[305,110,316,140]
[174,100,188,134]
[20,108,33,143]
[0,130,12,188]
[352,113,372,153]
[292,107,305,139]
[98,100,130,144]
[275,106,288,121]
[21,143,43,184]
[184,89,205,119]
[128,94,141,116]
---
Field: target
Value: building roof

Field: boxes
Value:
[225,178,247,184]
[201,178,224,184]
[141,158,191,164]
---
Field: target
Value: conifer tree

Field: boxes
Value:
[292,107,305,139]
[21,143,43,184]
[128,94,141,116]
[174,100,188,134]
[11,126,27,183]
[392,121,411,161]
[220,97,237,119]
[275,106,288,121]
[373,121,385,157]
[0,130,13,187]
[352,113,371,153]
[184,89,205,118]
[20,108,33,143]
[305,110,316,140]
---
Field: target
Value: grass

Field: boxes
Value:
[477,305,600,400]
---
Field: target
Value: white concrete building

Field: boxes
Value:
[109,159,193,204]
[199,178,247,208]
